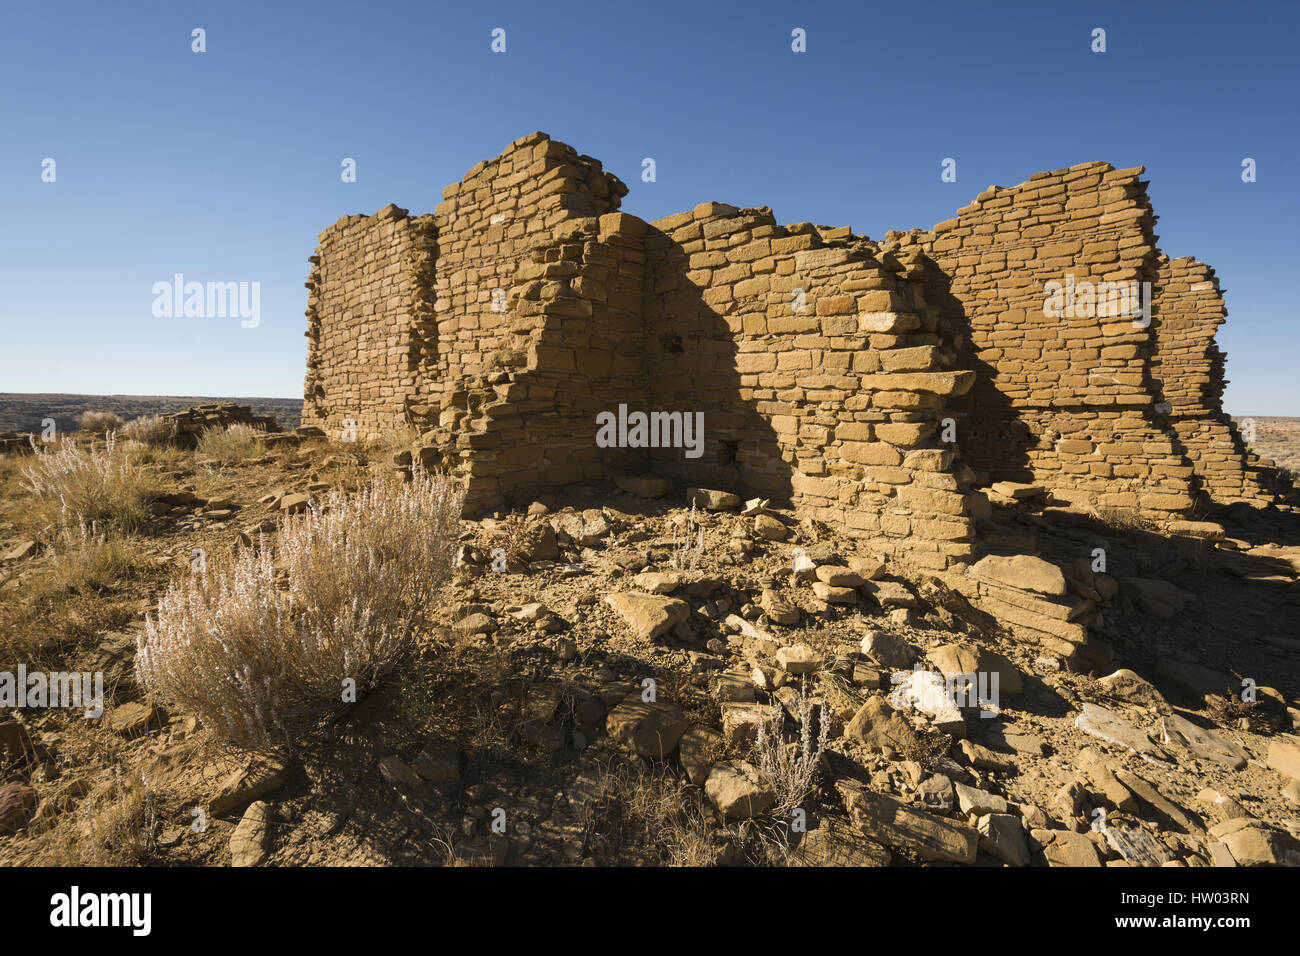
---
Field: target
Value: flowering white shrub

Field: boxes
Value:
[135,468,464,748]
[22,433,151,533]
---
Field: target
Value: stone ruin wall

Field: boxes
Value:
[302,207,434,439]
[888,163,1196,514]
[1150,256,1272,505]
[301,133,1277,571]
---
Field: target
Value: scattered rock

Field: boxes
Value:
[1095,668,1166,709]
[686,488,740,510]
[109,701,161,737]
[230,801,271,867]
[838,781,978,863]
[844,696,921,752]
[1074,703,1165,760]
[977,812,1029,866]
[794,817,891,867]
[1103,827,1173,866]
[411,741,460,787]
[759,589,800,626]
[815,565,864,587]
[775,644,817,675]
[679,725,722,786]
[705,761,775,820]
[971,554,1067,596]
[378,755,422,789]
[0,782,35,832]
[1209,818,1300,866]
[861,580,917,609]
[605,591,690,641]
[632,571,685,594]
[955,782,1008,816]
[1160,714,1248,769]
[605,699,689,759]
[861,630,915,668]
[209,753,289,816]
[1266,736,1300,781]
[453,612,496,635]
[1040,830,1102,867]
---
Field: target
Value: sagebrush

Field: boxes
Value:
[135,468,465,748]
[20,434,151,534]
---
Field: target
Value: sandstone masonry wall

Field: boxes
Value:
[302,134,1279,568]
[888,162,1197,514]
[1150,256,1271,504]
[302,207,434,439]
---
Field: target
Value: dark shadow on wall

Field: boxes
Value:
[915,256,1032,484]
[632,223,792,505]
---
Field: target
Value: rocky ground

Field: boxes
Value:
[2,427,1299,868]
[0,393,302,435]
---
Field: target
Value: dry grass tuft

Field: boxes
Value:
[196,422,265,463]
[120,414,177,447]
[77,410,124,436]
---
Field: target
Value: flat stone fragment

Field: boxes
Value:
[1208,818,1300,866]
[604,591,689,641]
[970,554,1066,596]
[794,817,891,867]
[844,696,921,752]
[1114,769,1199,833]
[775,644,818,675]
[1103,827,1173,867]
[686,488,740,510]
[230,801,272,867]
[838,782,978,863]
[1074,703,1165,759]
[605,699,690,759]
[1041,830,1102,867]
[1159,714,1248,769]
[861,630,915,668]
[705,761,774,820]
[861,580,917,608]
[209,753,290,816]
[955,782,1007,816]
[977,813,1030,866]
[1265,736,1300,781]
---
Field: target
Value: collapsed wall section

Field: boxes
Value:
[889,162,1197,514]
[1150,256,1272,505]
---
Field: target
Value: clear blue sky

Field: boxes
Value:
[1,0,1296,413]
